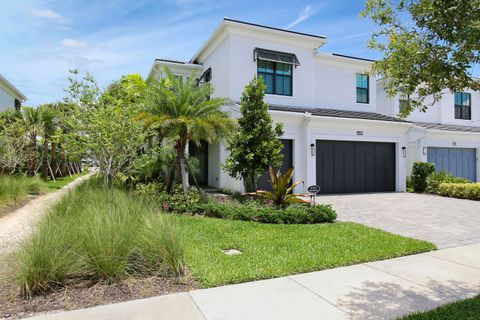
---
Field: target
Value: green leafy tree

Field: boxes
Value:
[0,110,28,174]
[363,0,480,116]
[223,76,284,193]
[86,75,147,188]
[141,68,235,192]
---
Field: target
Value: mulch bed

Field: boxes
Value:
[0,272,198,319]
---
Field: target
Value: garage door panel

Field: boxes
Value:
[427,147,476,181]
[317,140,396,194]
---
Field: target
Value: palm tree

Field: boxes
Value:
[21,107,42,176]
[141,69,236,191]
[38,105,59,179]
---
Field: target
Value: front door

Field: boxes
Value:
[188,141,208,187]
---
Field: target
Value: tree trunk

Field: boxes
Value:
[59,145,67,177]
[41,135,49,179]
[243,167,257,193]
[51,143,57,178]
[175,137,189,192]
[27,134,36,176]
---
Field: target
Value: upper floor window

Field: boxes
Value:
[399,99,409,114]
[454,92,471,120]
[356,74,369,104]
[257,60,292,96]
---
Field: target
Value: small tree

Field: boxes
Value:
[86,75,146,188]
[223,76,284,192]
[0,111,28,174]
[141,69,235,192]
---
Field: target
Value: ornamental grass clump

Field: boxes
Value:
[16,179,185,297]
[0,175,45,208]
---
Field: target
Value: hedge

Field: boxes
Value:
[438,183,480,201]
[192,202,337,224]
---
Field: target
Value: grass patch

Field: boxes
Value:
[15,179,185,297]
[41,172,87,192]
[398,295,480,319]
[0,175,45,209]
[167,215,436,287]
[0,172,87,212]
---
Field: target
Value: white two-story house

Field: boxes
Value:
[149,18,480,194]
[0,74,26,112]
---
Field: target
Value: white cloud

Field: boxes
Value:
[30,8,66,24]
[285,5,318,29]
[61,38,87,48]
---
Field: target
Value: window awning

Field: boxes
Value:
[254,48,300,66]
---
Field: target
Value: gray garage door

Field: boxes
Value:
[427,147,477,181]
[258,139,293,191]
[316,140,396,194]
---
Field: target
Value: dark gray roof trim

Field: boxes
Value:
[155,58,191,64]
[332,53,377,63]
[224,18,326,40]
[269,105,408,123]
[414,122,480,133]
[254,48,300,66]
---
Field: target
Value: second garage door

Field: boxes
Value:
[427,147,476,181]
[316,140,396,194]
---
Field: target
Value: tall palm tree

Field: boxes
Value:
[140,69,236,191]
[38,104,59,179]
[21,107,42,176]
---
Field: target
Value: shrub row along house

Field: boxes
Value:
[148,18,480,194]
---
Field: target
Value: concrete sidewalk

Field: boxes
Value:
[27,243,480,320]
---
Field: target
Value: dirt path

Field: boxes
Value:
[0,172,93,260]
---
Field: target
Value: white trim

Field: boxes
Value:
[0,74,26,101]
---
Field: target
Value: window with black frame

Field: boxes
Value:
[356,73,369,104]
[257,60,292,96]
[454,92,471,120]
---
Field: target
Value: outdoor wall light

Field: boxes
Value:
[423,147,427,155]
[402,146,406,158]
[310,143,315,156]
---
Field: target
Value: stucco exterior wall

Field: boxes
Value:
[0,87,15,112]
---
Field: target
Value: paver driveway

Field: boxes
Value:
[317,192,480,249]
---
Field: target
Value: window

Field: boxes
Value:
[14,99,21,111]
[257,60,292,96]
[454,92,471,120]
[356,74,369,104]
[399,99,409,114]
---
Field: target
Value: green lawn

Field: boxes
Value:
[398,295,480,319]
[41,172,87,192]
[168,215,436,287]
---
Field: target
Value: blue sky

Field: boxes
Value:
[0,0,380,106]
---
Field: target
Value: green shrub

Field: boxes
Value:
[411,162,435,192]
[438,183,480,200]
[426,170,470,194]
[16,180,185,296]
[133,183,202,213]
[192,201,336,224]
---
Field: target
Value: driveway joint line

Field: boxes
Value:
[425,253,480,271]
[285,276,351,317]
[361,261,452,296]
[188,291,208,320]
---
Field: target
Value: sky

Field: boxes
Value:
[0,0,381,106]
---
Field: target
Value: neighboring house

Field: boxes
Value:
[148,18,480,194]
[0,74,26,112]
